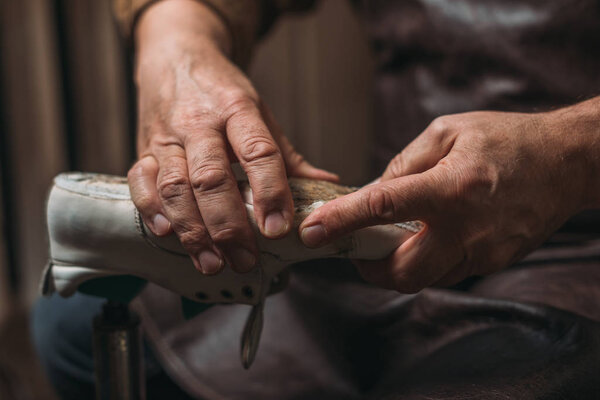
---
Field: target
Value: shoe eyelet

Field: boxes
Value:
[195,291,209,300]
[242,286,253,298]
[220,289,233,299]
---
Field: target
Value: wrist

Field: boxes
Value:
[135,0,231,63]
[544,97,600,210]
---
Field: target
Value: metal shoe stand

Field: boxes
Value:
[93,301,145,400]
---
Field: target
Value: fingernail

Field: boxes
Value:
[152,213,171,236]
[198,250,223,275]
[265,211,289,238]
[301,224,327,248]
[230,248,256,272]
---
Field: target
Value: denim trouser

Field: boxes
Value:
[31,293,194,400]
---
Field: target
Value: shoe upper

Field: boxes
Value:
[43,173,418,306]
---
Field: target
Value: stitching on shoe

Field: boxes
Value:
[54,173,131,200]
[135,209,188,257]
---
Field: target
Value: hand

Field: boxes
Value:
[299,105,599,293]
[127,0,337,275]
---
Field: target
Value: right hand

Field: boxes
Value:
[127,0,338,275]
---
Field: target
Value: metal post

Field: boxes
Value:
[93,301,145,400]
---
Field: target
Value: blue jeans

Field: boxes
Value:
[31,293,194,400]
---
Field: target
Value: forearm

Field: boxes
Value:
[114,0,265,68]
[114,0,318,68]
[544,96,600,210]
[135,0,231,73]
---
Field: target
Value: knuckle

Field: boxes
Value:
[170,106,213,133]
[157,171,190,201]
[428,115,451,136]
[189,165,231,193]
[210,224,243,244]
[221,93,258,118]
[127,163,144,180]
[387,153,405,177]
[178,228,207,251]
[462,171,488,194]
[239,136,280,166]
[367,188,396,221]
[448,162,496,204]
[252,181,288,203]
[132,192,155,212]
[128,156,157,179]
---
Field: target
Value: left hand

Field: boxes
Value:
[299,108,598,293]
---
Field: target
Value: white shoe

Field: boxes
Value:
[41,172,420,367]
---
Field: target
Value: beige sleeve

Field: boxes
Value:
[111,0,261,67]
[111,0,317,67]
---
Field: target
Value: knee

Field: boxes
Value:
[31,293,103,399]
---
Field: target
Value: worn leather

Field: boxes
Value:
[44,173,264,305]
[131,1,600,398]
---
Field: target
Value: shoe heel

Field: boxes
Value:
[48,263,116,297]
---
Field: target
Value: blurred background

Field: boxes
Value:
[0,0,372,398]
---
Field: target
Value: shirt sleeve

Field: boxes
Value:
[111,0,317,68]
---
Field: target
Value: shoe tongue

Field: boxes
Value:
[181,296,214,319]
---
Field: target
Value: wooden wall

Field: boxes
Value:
[0,0,373,309]
[0,0,131,307]
[1,0,68,310]
[251,0,373,185]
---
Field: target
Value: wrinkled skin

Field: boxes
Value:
[301,103,600,292]
[127,0,337,275]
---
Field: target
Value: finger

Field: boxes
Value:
[226,101,293,239]
[128,156,172,236]
[354,227,464,293]
[155,143,224,275]
[185,129,258,273]
[279,134,340,181]
[262,104,339,182]
[430,262,474,288]
[382,118,455,181]
[299,169,446,248]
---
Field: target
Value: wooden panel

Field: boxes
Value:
[1,0,67,304]
[313,0,373,184]
[250,0,373,185]
[0,162,13,324]
[0,0,130,304]
[59,0,131,174]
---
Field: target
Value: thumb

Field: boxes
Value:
[299,168,446,247]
